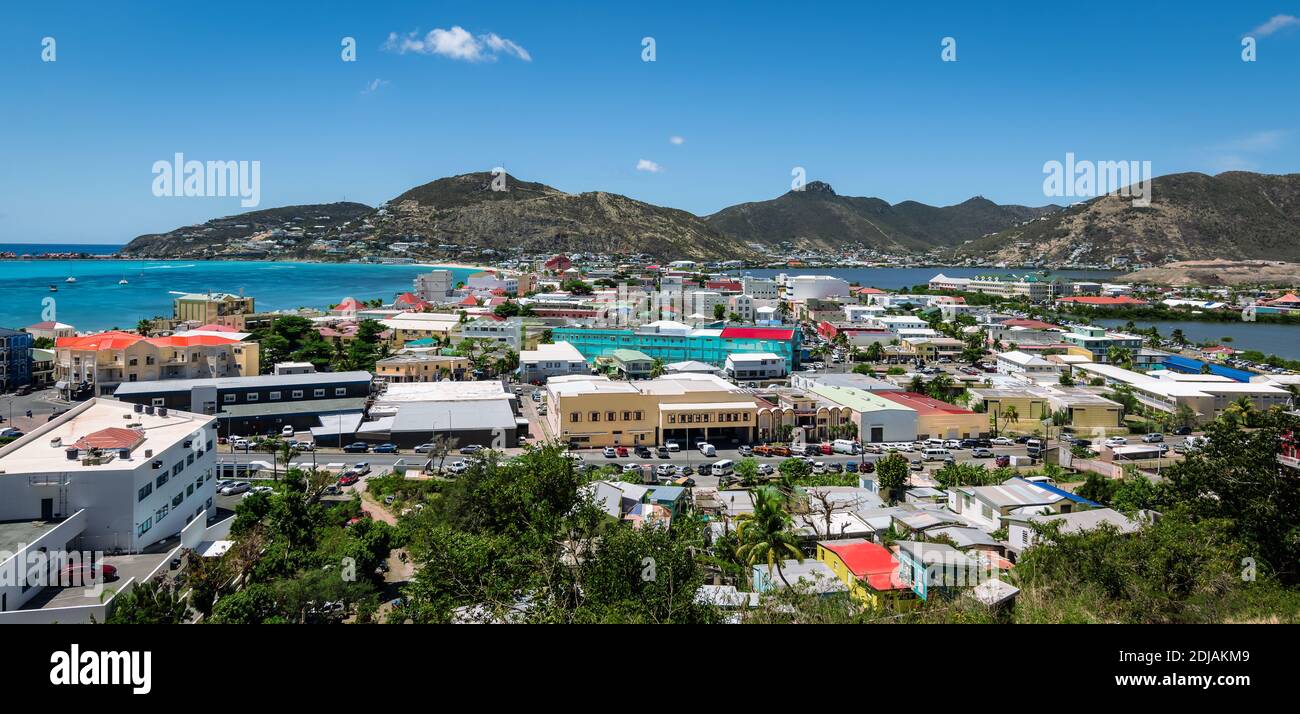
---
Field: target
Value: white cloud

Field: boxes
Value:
[362,78,390,94]
[1248,14,1300,37]
[669,135,685,145]
[636,159,663,173]
[384,26,531,62]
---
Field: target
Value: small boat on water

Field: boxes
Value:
[119,278,129,285]
[65,277,76,283]
[49,284,58,292]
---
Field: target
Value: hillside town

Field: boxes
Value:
[2,253,1298,625]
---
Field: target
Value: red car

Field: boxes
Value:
[818,443,833,455]
[60,562,118,584]
[616,447,629,457]
[338,474,360,487]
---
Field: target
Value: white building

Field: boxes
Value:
[843,304,885,322]
[456,318,523,350]
[870,315,929,332]
[741,276,779,300]
[724,353,787,380]
[413,270,454,300]
[520,341,590,383]
[789,275,850,301]
[995,350,1060,380]
[928,273,971,292]
[0,398,218,556]
[1073,362,1293,423]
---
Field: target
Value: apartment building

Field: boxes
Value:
[1060,325,1144,362]
[1073,362,1292,423]
[519,341,590,383]
[994,350,1060,380]
[741,276,778,300]
[724,353,787,380]
[413,269,454,301]
[375,353,471,382]
[455,318,524,350]
[966,275,1056,302]
[55,330,259,399]
[172,292,256,330]
[0,327,34,391]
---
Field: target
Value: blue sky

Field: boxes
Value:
[2,1,1298,244]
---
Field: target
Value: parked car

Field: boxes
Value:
[737,445,753,457]
[909,459,924,471]
[655,464,675,477]
[343,442,370,453]
[989,436,1015,446]
[634,445,652,459]
[459,444,484,455]
[844,461,858,473]
[757,463,774,475]
[351,462,371,476]
[622,463,641,473]
[414,443,435,453]
[291,440,315,451]
[281,425,296,437]
[373,443,399,454]
[60,562,118,583]
[971,448,994,458]
[1104,436,1128,447]
[664,440,681,452]
[616,446,629,457]
[858,461,875,473]
[445,460,469,475]
[603,446,618,458]
[656,446,670,458]
[337,474,360,486]
[1173,426,1193,436]
[678,465,695,476]
[995,454,1011,467]
[244,485,275,498]
[1142,433,1164,443]
[219,481,251,496]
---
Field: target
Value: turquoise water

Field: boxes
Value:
[0,260,479,331]
[1095,319,1300,361]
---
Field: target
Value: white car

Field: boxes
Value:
[758,463,774,475]
[655,464,675,477]
[603,447,618,458]
[414,443,435,453]
[864,443,883,454]
[281,426,295,437]
[220,481,251,496]
[622,463,642,473]
[664,440,681,452]
[446,460,469,475]
[812,461,826,474]
[990,437,1015,446]
[1105,437,1128,447]
[243,485,275,498]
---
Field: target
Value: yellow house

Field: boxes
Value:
[375,353,471,382]
[966,389,1051,423]
[172,292,256,329]
[816,539,914,610]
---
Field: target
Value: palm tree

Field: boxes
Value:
[734,486,803,587]
[136,318,154,337]
[1107,346,1134,370]
[650,358,665,379]
[996,405,1020,435]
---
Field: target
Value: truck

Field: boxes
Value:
[832,439,860,455]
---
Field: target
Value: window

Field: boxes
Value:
[314,389,326,397]
[569,412,580,423]
[270,391,281,400]
[172,493,184,507]
[172,462,183,476]
[622,411,631,421]
[195,477,203,490]
[667,414,676,424]
[589,412,600,422]
[151,397,165,407]
[206,439,214,451]
[223,394,236,403]
[137,483,152,502]
[156,505,169,521]
[246,393,259,402]
[606,411,615,422]
[156,473,169,489]
[335,387,347,396]
[292,390,303,399]
[187,484,195,497]
[634,411,643,421]
[137,518,152,537]
[187,453,194,465]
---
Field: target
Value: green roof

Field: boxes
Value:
[810,385,915,413]
[611,349,653,363]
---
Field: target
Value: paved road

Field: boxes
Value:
[0,387,69,434]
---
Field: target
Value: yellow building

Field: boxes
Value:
[375,353,470,382]
[966,389,1050,422]
[172,292,256,329]
[544,373,760,447]
[876,391,987,440]
[815,539,914,610]
[55,330,258,398]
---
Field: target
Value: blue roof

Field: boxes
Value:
[1027,480,1102,507]
[648,486,686,502]
[1160,354,1252,382]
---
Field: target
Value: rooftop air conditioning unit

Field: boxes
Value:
[144,449,153,458]
[50,437,62,447]
[158,407,168,417]
[134,403,144,413]
[152,460,163,469]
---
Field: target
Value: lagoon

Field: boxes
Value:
[1094,318,1300,361]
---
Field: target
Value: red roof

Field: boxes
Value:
[851,286,886,295]
[335,297,362,310]
[877,391,977,416]
[459,295,480,306]
[821,541,908,591]
[1266,293,1300,305]
[1055,296,1148,306]
[75,427,145,452]
[719,327,796,341]
[57,331,143,350]
[147,334,241,347]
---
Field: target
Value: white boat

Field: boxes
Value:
[118,278,129,285]
[65,277,76,283]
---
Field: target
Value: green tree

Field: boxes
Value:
[105,578,189,624]
[875,453,910,503]
[734,486,803,587]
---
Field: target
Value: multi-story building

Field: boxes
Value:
[724,353,787,381]
[24,321,76,342]
[113,370,372,434]
[994,350,1060,380]
[455,318,524,351]
[1073,362,1292,423]
[0,398,218,558]
[943,274,1056,302]
[740,276,778,300]
[789,275,850,301]
[413,269,455,301]
[544,373,761,448]
[1061,325,1144,362]
[0,327,34,391]
[379,312,460,344]
[552,322,799,371]
[29,347,55,389]
[172,292,256,329]
[55,331,259,399]
[375,353,471,382]
[928,273,972,292]
[519,341,590,383]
